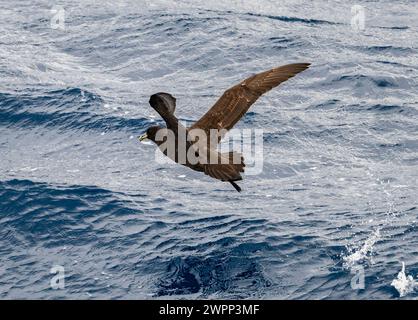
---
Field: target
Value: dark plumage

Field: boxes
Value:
[139,63,311,192]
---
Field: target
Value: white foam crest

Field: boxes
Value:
[391,262,417,298]
[343,229,380,268]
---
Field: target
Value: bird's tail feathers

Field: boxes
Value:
[221,152,245,173]
[204,163,242,181]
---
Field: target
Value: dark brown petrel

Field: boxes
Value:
[139,63,311,192]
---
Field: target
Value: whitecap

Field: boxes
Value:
[391,262,416,298]
[343,229,380,268]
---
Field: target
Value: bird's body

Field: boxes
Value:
[140,63,311,192]
[146,110,245,191]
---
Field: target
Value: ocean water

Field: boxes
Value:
[0,0,417,299]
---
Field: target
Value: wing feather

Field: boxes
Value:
[190,63,310,144]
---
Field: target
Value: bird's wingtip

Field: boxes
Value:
[229,180,242,192]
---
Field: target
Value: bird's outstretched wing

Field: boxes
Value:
[189,63,310,144]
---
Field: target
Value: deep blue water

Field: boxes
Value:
[1,0,418,299]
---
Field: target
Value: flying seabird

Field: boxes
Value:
[139,63,311,192]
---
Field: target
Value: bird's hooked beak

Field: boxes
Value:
[138,133,148,142]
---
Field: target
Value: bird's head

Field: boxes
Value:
[149,92,176,117]
[138,125,163,144]
[139,93,176,145]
